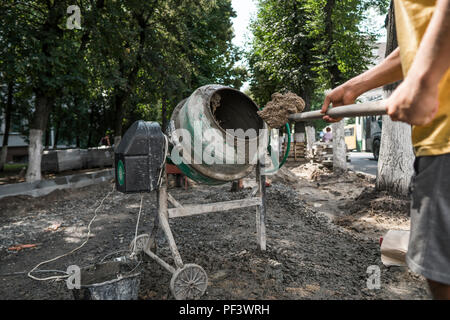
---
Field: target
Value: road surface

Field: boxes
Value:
[348,152,378,177]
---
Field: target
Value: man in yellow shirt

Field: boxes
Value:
[321,0,450,299]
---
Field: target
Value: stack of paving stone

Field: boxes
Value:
[310,142,333,167]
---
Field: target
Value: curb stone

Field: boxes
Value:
[0,169,114,199]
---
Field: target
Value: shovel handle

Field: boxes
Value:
[288,100,387,122]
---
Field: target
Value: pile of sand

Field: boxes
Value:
[258,92,305,128]
[291,162,332,181]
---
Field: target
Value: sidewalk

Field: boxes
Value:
[0,169,113,199]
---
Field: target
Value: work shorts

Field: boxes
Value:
[407,153,450,285]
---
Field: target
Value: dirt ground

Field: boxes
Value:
[0,164,429,300]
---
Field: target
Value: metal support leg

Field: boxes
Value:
[146,204,160,253]
[158,173,184,269]
[256,161,267,251]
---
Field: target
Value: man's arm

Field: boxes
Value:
[321,48,403,123]
[387,0,450,125]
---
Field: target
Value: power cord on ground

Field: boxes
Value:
[22,133,170,283]
[27,183,115,282]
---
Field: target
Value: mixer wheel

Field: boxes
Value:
[129,234,150,254]
[170,264,208,300]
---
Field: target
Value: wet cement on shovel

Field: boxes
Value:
[258,92,306,129]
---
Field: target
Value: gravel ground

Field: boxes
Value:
[0,171,430,300]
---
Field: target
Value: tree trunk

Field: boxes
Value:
[323,0,346,170]
[332,120,347,171]
[87,106,94,147]
[26,91,52,182]
[377,112,414,195]
[27,129,44,182]
[383,0,402,92]
[25,3,63,181]
[113,91,126,148]
[161,100,168,133]
[0,147,8,173]
[53,121,60,149]
[295,89,311,144]
[113,17,147,148]
[376,0,414,195]
[68,131,73,147]
[87,131,92,148]
[324,0,342,88]
[0,82,13,171]
[305,125,316,155]
[45,127,50,148]
[294,123,306,143]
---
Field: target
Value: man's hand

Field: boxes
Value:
[321,82,359,123]
[386,77,439,125]
[321,48,403,123]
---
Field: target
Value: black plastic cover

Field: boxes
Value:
[115,121,165,193]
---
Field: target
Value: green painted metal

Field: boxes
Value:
[264,124,291,174]
[175,162,224,186]
[357,140,363,152]
[117,160,125,186]
[280,124,291,169]
[168,85,267,185]
[167,148,222,185]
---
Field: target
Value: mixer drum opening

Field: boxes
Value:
[168,85,268,185]
[210,88,264,134]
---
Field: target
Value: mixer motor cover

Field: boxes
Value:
[115,121,165,193]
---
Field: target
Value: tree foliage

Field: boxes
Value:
[248,0,389,111]
[0,0,245,149]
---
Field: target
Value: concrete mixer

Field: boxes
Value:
[114,85,269,300]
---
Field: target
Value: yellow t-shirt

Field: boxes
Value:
[394,0,450,156]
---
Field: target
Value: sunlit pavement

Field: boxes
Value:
[348,152,378,177]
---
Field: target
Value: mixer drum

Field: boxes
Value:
[167,85,268,185]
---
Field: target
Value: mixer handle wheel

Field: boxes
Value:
[129,234,151,255]
[170,264,208,300]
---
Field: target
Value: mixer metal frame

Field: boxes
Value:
[137,161,267,300]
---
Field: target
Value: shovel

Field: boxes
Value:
[288,100,387,122]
